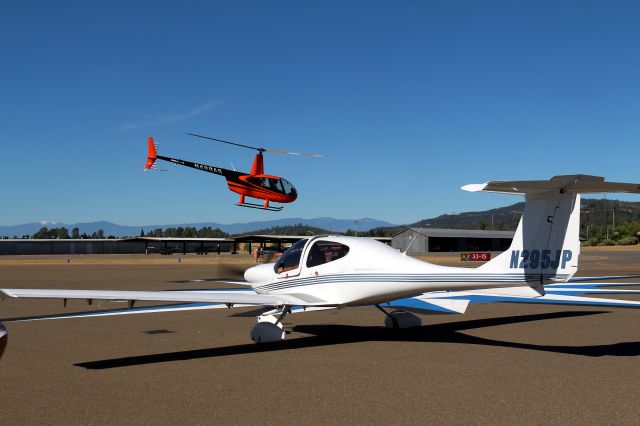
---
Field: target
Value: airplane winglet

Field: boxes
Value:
[144,136,158,171]
[461,183,488,192]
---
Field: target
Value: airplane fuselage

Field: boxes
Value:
[244,236,566,307]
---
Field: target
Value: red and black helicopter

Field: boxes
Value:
[144,133,322,211]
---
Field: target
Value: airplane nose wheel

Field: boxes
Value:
[375,305,422,329]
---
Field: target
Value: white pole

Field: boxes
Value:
[612,209,615,232]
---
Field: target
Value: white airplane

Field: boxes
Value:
[2,174,640,353]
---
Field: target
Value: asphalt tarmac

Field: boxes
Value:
[1,249,640,425]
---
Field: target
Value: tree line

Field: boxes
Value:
[17,198,640,245]
[21,226,229,239]
[28,227,111,239]
[141,226,228,238]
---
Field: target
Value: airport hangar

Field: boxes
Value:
[391,228,515,254]
[0,236,382,256]
[0,229,513,255]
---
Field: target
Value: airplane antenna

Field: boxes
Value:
[402,230,418,256]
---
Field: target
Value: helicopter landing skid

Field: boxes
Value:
[237,201,283,212]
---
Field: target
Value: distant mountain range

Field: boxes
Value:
[369,198,640,235]
[5,198,638,239]
[0,217,395,238]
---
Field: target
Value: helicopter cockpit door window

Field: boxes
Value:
[271,178,284,193]
[274,239,307,278]
[247,177,261,187]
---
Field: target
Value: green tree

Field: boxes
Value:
[56,227,69,239]
[32,227,50,239]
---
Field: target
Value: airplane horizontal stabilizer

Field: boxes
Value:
[419,279,640,310]
[462,174,640,195]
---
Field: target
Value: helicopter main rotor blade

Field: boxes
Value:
[188,133,264,152]
[265,149,324,157]
[188,133,324,157]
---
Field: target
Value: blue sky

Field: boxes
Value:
[1,1,640,226]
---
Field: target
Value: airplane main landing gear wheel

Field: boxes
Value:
[375,305,422,329]
[250,320,285,343]
[250,308,290,343]
[0,321,7,360]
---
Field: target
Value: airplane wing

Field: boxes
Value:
[0,286,339,322]
[0,288,314,308]
[2,301,235,322]
[3,300,340,323]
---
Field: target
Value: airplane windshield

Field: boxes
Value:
[274,239,307,273]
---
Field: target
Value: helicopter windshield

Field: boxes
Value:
[274,239,307,273]
[280,178,296,195]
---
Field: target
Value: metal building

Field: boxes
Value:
[0,235,393,256]
[0,238,233,256]
[233,234,392,253]
[392,228,514,254]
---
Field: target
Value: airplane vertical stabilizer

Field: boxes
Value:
[462,175,640,287]
[478,191,580,284]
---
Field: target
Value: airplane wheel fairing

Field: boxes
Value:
[0,321,7,360]
[384,310,422,329]
[251,321,286,343]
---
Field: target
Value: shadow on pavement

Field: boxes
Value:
[75,310,640,370]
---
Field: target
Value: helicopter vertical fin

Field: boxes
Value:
[144,137,158,171]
